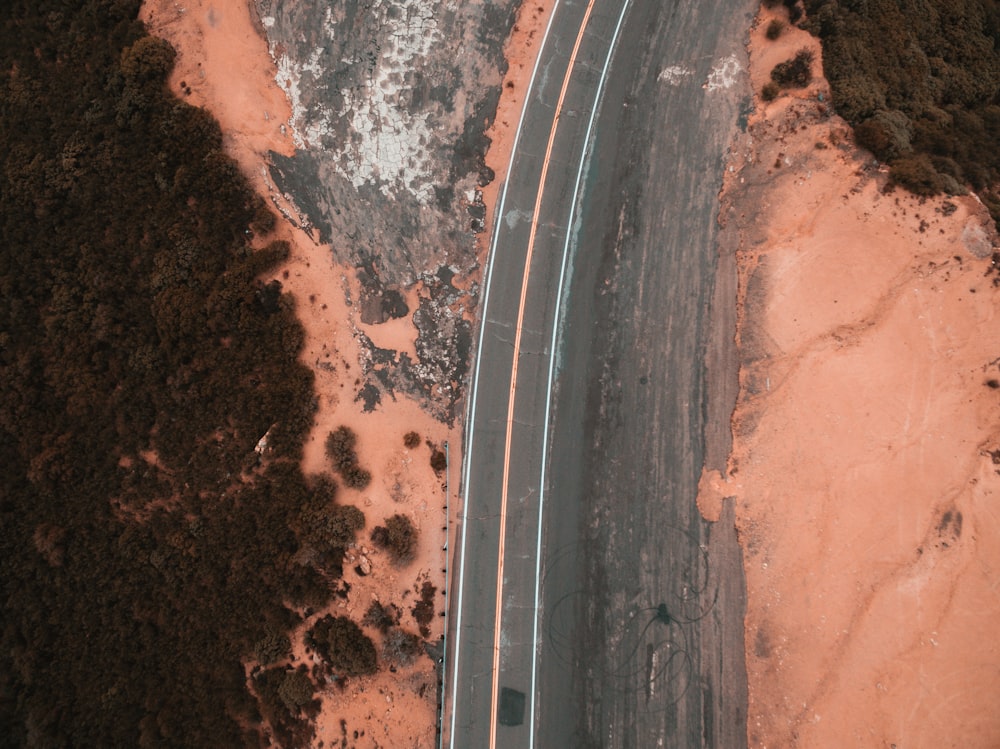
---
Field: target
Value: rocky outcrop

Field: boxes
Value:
[254,0,515,421]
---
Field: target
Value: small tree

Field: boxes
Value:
[411,580,437,638]
[252,629,292,665]
[120,36,176,86]
[429,448,447,474]
[371,514,418,564]
[277,667,315,713]
[306,615,377,677]
[341,464,372,490]
[325,426,358,467]
[888,154,947,196]
[853,110,913,162]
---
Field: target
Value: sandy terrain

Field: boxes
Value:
[140,2,465,745]
[712,5,1000,747]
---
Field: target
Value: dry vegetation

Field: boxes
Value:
[0,1,422,745]
[766,0,1000,217]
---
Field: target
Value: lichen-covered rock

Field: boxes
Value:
[254,0,514,421]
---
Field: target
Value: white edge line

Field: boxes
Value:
[448,2,564,745]
[528,1,634,746]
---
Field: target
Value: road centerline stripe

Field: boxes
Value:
[489,1,599,747]
[447,0,563,744]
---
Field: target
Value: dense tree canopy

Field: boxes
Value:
[0,1,361,745]
[798,0,1000,215]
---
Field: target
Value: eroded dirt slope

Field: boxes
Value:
[716,8,1000,747]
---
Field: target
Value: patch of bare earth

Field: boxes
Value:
[711,5,1000,747]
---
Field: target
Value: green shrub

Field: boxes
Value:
[761,82,781,101]
[765,19,786,40]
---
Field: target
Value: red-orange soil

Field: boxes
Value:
[712,7,1000,747]
[139,0,560,743]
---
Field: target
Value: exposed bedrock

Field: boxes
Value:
[256,0,516,421]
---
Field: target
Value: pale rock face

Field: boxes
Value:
[256,0,516,420]
[270,0,448,204]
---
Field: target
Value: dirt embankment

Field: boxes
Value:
[712,5,1000,747]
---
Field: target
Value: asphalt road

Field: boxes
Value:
[448,0,756,746]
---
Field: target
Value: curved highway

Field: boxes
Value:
[448,0,756,746]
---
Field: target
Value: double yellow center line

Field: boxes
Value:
[488,1,599,745]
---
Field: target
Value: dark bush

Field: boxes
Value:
[307,615,378,677]
[299,496,365,567]
[277,668,317,713]
[363,601,402,632]
[770,49,814,88]
[325,425,358,465]
[828,74,887,123]
[343,464,373,489]
[853,110,913,161]
[120,36,176,86]
[430,447,447,474]
[325,425,372,489]
[403,431,421,449]
[371,514,418,563]
[252,630,293,665]
[411,581,438,638]
[766,19,786,40]
[982,190,1000,222]
[800,0,1000,213]
[761,82,781,101]
[889,154,949,196]
[0,3,355,745]
[255,666,317,747]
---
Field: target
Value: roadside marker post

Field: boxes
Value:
[438,440,450,749]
